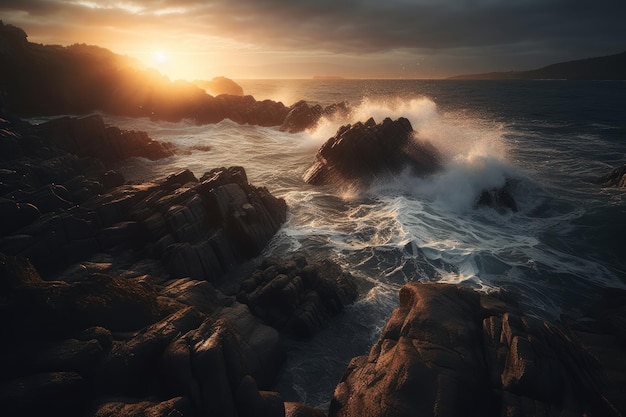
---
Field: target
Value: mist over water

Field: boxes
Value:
[102,79,626,408]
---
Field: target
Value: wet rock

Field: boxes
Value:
[476,181,518,212]
[328,283,623,417]
[280,100,324,133]
[304,117,441,187]
[597,163,626,187]
[35,114,173,165]
[280,100,351,133]
[285,402,327,417]
[89,397,193,417]
[238,253,358,338]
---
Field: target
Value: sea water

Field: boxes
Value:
[101,79,626,408]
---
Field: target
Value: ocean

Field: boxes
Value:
[98,79,626,407]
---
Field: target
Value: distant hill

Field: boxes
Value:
[449,51,626,80]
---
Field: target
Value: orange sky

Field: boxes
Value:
[1,0,624,81]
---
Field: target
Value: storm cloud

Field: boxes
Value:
[2,0,625,78]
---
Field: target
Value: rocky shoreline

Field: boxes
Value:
[2,109,626,416]
[0,112,358,416]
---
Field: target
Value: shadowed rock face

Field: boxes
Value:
[329,282,625,417]
[237,253,358,339]
[304,117,442,187]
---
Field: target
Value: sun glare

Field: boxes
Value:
[154,51,168,64]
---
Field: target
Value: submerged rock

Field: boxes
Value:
[597,163,626,187]
[304,117,441,187]
[329,282,625,417]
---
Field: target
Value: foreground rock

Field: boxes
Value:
[0,253,288,417]
[304,117,441,187]
[329,282,625,417]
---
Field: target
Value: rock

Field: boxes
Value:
[90,397,193,417]
[35,114,173,165]
[476,181,518,212]
[238,252,358,338]
[597,163,626,187]
[303,117,441,187]
[280,101,351,133]
[0,372,87,416]
[285,402,327,417]
[194,76,245,96]
[94,306,204,395]
[329,282,623,417]
[280,101,324,133]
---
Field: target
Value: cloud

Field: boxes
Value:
[2,0,625,77]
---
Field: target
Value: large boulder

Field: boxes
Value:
[304,117,441,187]
[194,76,245,96]
[329,283,624,417]
[237,252,358,338]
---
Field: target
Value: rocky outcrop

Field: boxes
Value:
[304,117,441,187]
[237,252,358,338]
[0,22,340,131]
[1,108,286,276]
[194,76,245,96]
[329,283,625,417]
[597,163,626,187]
[305,117,519,212]
[280,100,350,133]
[35,114,174,164]
[0,252,288,417]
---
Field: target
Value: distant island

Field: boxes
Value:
[449,51,626,80]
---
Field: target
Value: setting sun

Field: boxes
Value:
[154,50,168,65]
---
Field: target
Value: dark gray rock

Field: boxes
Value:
[304,117,441,187]
[238,253,358,338]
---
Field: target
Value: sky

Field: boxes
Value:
[1,0,625,80]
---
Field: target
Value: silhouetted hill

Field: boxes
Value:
[0,22,291,126]
[449,51,626,80]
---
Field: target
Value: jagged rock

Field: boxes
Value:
[35,114,173,164]
[280,101,324,133]
[280,100,351,133]
[304,117,441,187]
[89,397,193,417]
[285,402,327,417]
[328,283,623,417]
[597,163,626,187]
[238,252,358,338]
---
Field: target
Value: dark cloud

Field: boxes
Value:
[2,0,625,76]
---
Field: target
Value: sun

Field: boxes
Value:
[153,50,168,65]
